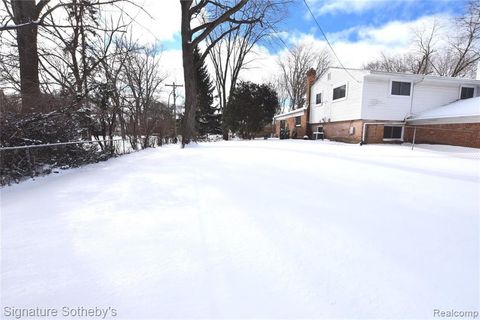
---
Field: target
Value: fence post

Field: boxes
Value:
[25,148,33,177]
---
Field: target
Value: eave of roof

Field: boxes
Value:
[273,107,306,120]
[367,72,480,85]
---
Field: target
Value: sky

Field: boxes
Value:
[125,0,468,102]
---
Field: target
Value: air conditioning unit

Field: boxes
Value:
[349,127,355,135]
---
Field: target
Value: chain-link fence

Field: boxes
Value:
[0,137,162,186]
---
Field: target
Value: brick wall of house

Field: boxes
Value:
[309,120,480,148]
[404,123,480,148]
[310,120,364,143]
[363,123,391,144]
[274,112,307,138]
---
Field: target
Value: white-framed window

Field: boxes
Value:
[383,125,404,141]
[390,80,412,96]
[327,73,331,80]
[332,84,347,101]
[313,126,324,140]
[460,86,475,99]
[315,93,322,104]
[295,116,301,127]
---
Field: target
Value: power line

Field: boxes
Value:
[267,24,292,53]
[302,0,360,83]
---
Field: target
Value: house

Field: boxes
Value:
[273,67,480,148]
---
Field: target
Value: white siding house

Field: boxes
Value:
[310,67,480,124]
[309,68,369,123]
[304,67,480,147]
[274,66,480,147]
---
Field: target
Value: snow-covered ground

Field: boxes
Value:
[1,140,479,319]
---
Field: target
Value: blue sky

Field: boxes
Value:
[274,0,466,51]
[158,0,467,52]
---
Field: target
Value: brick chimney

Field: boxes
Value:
[305,68,316,138]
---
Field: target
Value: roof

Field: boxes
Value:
[314,67,480,87]
[273,107,306,120]
[407,97,480,125]
[367,71,480,85]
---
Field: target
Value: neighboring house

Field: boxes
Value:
[273,107,308,138]
[273,67,480,148]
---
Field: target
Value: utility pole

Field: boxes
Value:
[165,82,183,142]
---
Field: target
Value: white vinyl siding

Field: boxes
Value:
[309,69,480,124]
[361,77,480,121]
[309,68,368,123]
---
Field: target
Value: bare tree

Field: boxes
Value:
[277,43,330,111]
[270,75,289,114]
[0,0,137,111]
[88,36,134,151]
[364,52,418,74]
[207,1,284,139]
[365,2,479,78]
[412,19,440,75]
[179,0,281,147]
[448,0,480,77]
[122,44,167,149]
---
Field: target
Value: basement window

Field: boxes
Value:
[391,81,411,96]
[383,126,403,140]
[315,93,322,104]
[460,87,474,99]
[295,116,301,126]
[333,85,346,101]
[314,126,324,140]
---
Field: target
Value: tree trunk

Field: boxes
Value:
[12,0,41,113]
[180,1,197,147]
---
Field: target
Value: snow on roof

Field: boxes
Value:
[273,107,306,120]
[407,97,480,124]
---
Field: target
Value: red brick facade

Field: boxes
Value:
[404,123,480,148]
[310,120,365,143]
[307,120,480,148]
[273,111,308,139]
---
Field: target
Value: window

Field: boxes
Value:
[383,126,403,140]
[461,87,474,99]
[333,85,346,100]
[280,120,285,130]
[295,116,301,126]
[313,126,324,140]
[327,73,331,80]
[391,81,411,96]
[315,93,322,104]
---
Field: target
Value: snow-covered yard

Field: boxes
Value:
[1,140,479,319]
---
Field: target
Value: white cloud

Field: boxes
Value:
[311,0,384,15]
[108,0,181,45]
[287,14,452,68]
